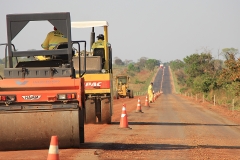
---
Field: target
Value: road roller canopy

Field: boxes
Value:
[7,12,72,41]
[71,21,109,28]
[5,12,73,68]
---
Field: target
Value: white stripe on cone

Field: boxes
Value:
[121,114,126,117]
[48,145,59,154]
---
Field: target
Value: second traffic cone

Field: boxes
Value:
[47,136,59,160]
[136,98,143,113]
[144,95,149,107]
[119,104,131,129]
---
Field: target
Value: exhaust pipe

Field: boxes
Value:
[90,27,95,51]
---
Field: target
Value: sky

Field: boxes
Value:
[0,0,240,63]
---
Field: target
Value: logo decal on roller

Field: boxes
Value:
[15,80,28,85]
[85,82,102,87]
[22,95,41,100]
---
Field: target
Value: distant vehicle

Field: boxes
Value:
[160,64,164,69]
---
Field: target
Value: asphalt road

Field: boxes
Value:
[0,66,239,160]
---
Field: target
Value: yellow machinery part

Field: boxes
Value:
[34,56,51,61]
[83,73,110,80]
[121,84,127,96]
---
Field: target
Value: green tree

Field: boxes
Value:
[218,53,240,96]
[137,57,148,69]
[145,59,158,71]
[127,63,140,72]
[193,74,217,93]
[128,63,135,71]
[114,58,124,65]
[220,48,239,60]
[183,53,214,78]
[169,59,185,71]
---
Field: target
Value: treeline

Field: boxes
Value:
[114,57,161,72]
[170,48,240,108]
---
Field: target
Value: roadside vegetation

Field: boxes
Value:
[169,48,240,111]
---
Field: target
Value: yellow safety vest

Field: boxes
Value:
[37,30,68,60]
[41,30,67,50]
[91,39,105,51]
[148,84,153,93]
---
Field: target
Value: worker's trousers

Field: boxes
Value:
[148,92,153,102]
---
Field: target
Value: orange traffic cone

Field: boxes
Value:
[136,98,143,113]
[47,136,59,160]
[144,95,149,107]
[119,104,131,129]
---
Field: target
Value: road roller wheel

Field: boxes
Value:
[85,99,96,124]
[101,98,111,124]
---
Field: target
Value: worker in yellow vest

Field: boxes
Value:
[92,34,104,48]
[36,27,68,60]
[148,82,154,103]
[41,26,67,50]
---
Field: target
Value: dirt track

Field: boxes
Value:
[0,67,240,160]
